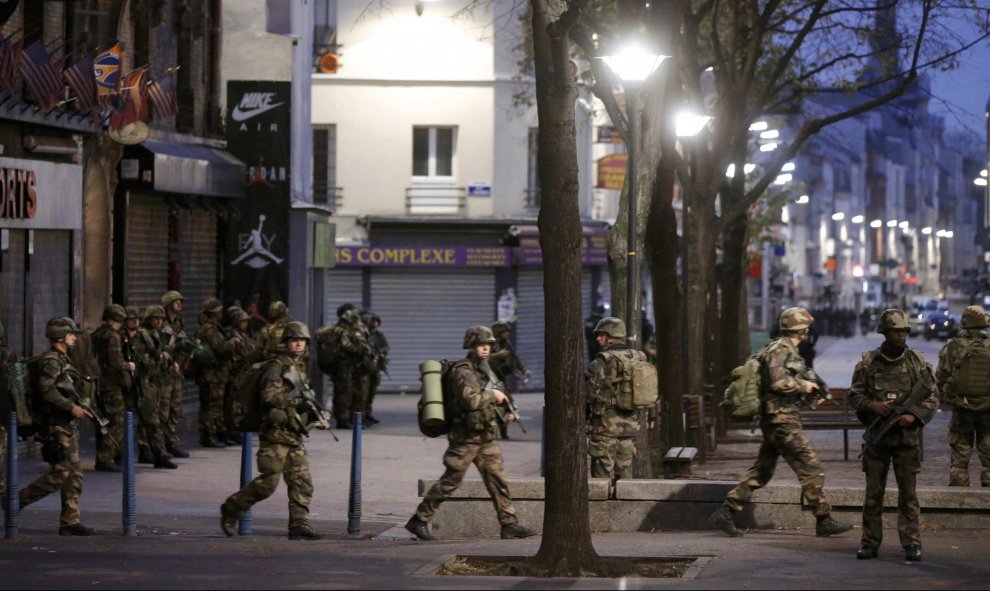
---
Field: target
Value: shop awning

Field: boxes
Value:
[124,139,246,199]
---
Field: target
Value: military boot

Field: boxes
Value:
[167,444,190,459]
[500,523,538,539]
[405,515,434,541]
[905,544,922,562]
[856,545,879,560]
[709,506,744,537]
[153,451,178,470]
[58,523,95,536]
[94,461,122,473]
[137,447,155,464]
[815,515,853,537]
[288,523,324,540]
[200,434,226,448]
[220,504,238,537]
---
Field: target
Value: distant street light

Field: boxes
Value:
[675,112,712,138]
[832,212,845,221]
[851,215,865,224]
[870,219,882,228]
[922,226,933,235]
[600,45,668,347]
[886,220,898,228]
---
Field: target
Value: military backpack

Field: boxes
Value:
[720,347,769,420]
[3,358,37,435]
[314,325,338,375]
[599,349,659,410]
[225,359,272,433]
[952,338,990,398]
[417,359,465,438]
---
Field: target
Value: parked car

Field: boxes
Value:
[924,311,958,340]
[909,311,927,337]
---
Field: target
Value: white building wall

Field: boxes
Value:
[222,0,293,105]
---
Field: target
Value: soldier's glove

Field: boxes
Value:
[867,401,891,415]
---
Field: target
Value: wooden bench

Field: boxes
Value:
[799,388,863,461]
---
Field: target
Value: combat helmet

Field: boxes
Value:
[463,326,497,349]
[202,298,223,315]
[125,306,141,321]
[102,303,127,323]
[491,321,511,336]
[341,308,362,325]
[876,308,911,334]
[779,307,814,332]
[282,321,311,341]
[224,306,249,326]
[161,290,184,308]
[143,305,166,323]
[961,305,989,329]
[45,317,80,341]
[268,300,289,320]
[593,317,627,339]
[336,303,356,319]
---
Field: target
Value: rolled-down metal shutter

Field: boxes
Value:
[0,230,27,355]
[515,269,545,390]
[28,230,71,356]
[324,269,364,326]
[126,195,169,309]
[370,269,494,392]
[174,210,218,337]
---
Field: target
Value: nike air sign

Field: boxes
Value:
[231,92,285,122]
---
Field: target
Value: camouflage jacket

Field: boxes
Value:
[760,337,813,418]
[92,323,131,390]
[448,357,501,444]
[195,317,241,384]
[849,344,939,447]
[35,349,79,428]
[368,327,390,371]
[227,328,262,383]
[257,319,288,359]
[936,329,990,412]
[259,355,313,445]
[133,327,168,383]
[586,343,641,436]
[329,321,374,370]
[490,339,526,382]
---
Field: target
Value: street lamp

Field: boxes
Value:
[601,45,668,347]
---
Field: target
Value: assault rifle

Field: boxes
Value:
[369,337,390,379]
[862,380,932,451]
[57,369,113,444]
[162,325,207,360]
[799,367,835,410]
[285,365,339,441]
[485,376,527,434]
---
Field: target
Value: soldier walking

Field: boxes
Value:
[936,305,990,487]
[90,304,133,472]
[849,308,939,561]
[19,318,95,535]
[362,310,389,425]
[220,322,325,540]
[195,298,242,448]
[585,317,641,487]
[160,291,190,459]
[405,326,538,541]
[710,307,852,538]
[133,306,178,470]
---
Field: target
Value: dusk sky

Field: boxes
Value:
[925,23,990,145]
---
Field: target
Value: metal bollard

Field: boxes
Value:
[5,411,19,539]
[122,411,136,536]
[238,433,253,535]
[347,412,362,535]
[540,405,545,478]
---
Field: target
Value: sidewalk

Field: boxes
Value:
[3,332,989,589]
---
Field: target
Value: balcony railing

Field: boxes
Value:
[405,183,466,215]
[313,182,343,212]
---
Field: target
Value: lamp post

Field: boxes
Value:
[601,46,667,347]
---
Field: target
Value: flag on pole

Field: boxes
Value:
[109,66,148,131]
[63,53,97,120]
[18,39,62,112]
[93,42,121,108]
[147,70,177,119]
[0,35,20,92]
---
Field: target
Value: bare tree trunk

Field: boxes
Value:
[719,211,750,378]
[529,0,604,575]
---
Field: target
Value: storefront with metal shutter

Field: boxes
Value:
[122,194,170,310]
[0,157,83,357]
[370,268,495,391]
[324,269,364,325]
[174,210,218,336]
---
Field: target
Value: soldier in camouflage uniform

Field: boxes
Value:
[19,318,95,535]
[160,290,190,459]
[711,307,852,538]
[195,298,242,448]
[223,306,260,443]
[91,304,133,471]
[220,322,325,541]
[133,306,178,469]
[327,307,374,429]
[121,307,144,455]
[256,300,290,359]
[850,308,939,561]
[405,326,537,541]
[936,305,990,487]
[362,310,389,425]
[586,317,640,485]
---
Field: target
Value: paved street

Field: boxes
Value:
[2,331,990,589]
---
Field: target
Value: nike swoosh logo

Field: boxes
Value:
[231,102,285,122]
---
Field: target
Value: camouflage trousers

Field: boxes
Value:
[20,424,83,527]
[331,366,368,423]
[96,386,125,465]
[162,373,183,446]
[138,380,168,458]
[725,416,831,517]
[223,439,313,529]
[948,408,990,487]
[416,439,518,526]
[588,433,636,481]
[861,440,922,549]
[198,381,226,438]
